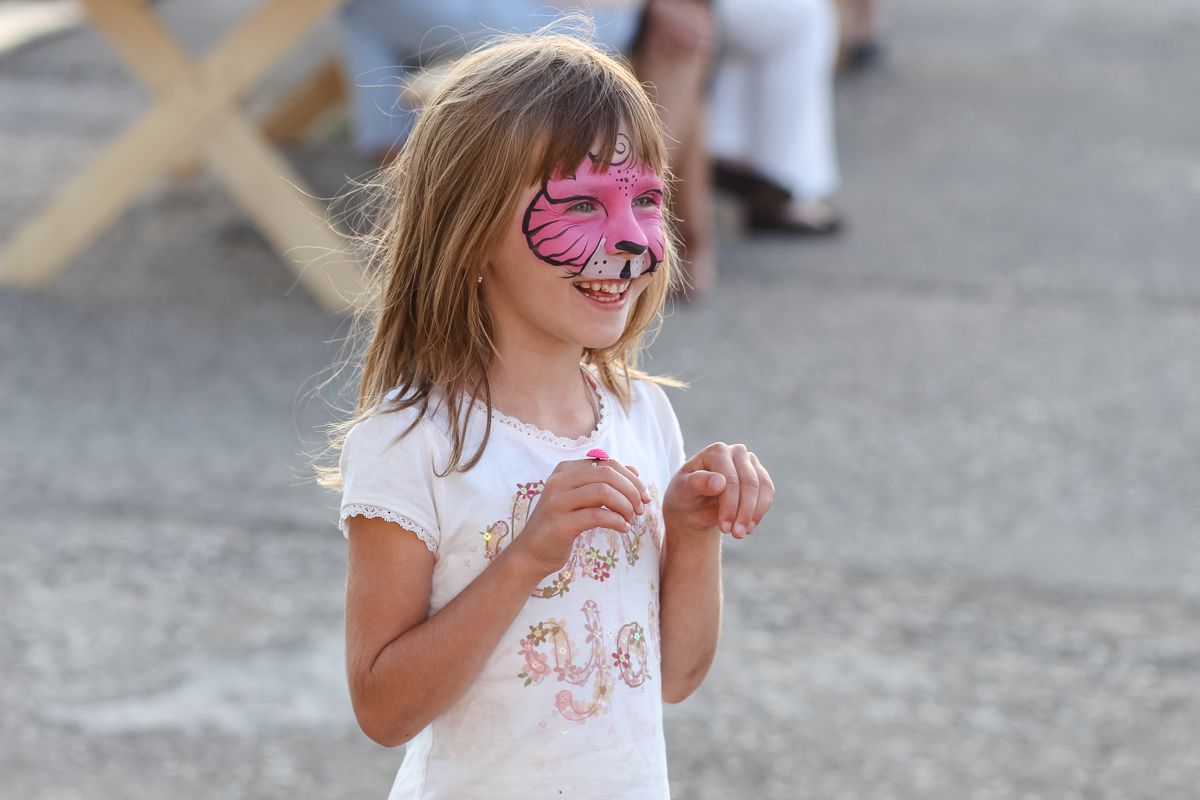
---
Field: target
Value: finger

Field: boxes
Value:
[730,447,760,539]
[565,482,636,525]
[700,445,740,535]
[685,469,726,499]
[561,461,644,507]
[579,463,647,516]
[567,459,645,501]
[571,506,633,535]
[605,460,650,505]
[747,455,775,534]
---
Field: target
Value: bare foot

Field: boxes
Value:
[784,200,841,229]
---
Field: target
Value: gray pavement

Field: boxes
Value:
[3,1,1200,797]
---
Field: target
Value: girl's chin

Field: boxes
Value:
[577,324,629,351]
[568,309,632,348]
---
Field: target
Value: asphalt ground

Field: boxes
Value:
[3,1,1200,797]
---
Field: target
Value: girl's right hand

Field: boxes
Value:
[511,458,652,580]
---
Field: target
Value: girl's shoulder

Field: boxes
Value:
[622,376,679,424]
[620,376,686,473]
[607,375,684,460]
[338,393,448,549]
[342,390,456,470]
[349,387,457,440]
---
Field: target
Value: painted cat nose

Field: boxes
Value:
[614,240,648,256]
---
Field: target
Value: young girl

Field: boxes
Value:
[331,33,774,799]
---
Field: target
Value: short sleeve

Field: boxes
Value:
[338,409,442,553]
[640,381,687,476]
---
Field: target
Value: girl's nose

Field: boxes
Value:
[605,201,653,261]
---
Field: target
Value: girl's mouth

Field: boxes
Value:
[573,280,630,304]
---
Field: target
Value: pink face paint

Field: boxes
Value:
[523,133,665,281]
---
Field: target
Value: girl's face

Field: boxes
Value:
[486,131,665,352]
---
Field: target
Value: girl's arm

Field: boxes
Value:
[658,443,774,703]
[345,517,541,746]
[345,459,651,747]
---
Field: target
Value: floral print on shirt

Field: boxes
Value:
[480,481,663,600]
[484,475,664,722]
[517,600,652,722]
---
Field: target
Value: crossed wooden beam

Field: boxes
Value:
[0,0,366,313]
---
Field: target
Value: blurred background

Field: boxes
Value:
[2,0,1200,797]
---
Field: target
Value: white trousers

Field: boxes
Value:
[708,0,841,201]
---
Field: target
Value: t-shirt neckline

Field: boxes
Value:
[484,379,610,449]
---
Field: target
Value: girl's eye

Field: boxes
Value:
[567,200,596,214]
[632,193,661,209]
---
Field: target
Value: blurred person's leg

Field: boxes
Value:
[673,115,716,298]
[844,0,884,70]
[707,58,748,160]
[634,0,717,299]
[709,54,798,223]
[756,0,840,207]
[710,0,842,233]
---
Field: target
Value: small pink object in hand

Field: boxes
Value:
[587,448,609,462]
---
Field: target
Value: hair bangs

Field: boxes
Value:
[528,53,667,185]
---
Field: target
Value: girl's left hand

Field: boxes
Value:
[662,443,774,539]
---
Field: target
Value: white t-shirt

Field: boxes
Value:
[339,377,686,800]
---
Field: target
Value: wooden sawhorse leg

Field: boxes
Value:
[0,0,366,314]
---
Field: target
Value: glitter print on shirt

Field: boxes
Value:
[480,482,663,599]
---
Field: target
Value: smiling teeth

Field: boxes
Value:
[577,281,629,294]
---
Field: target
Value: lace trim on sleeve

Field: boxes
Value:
[339,504,438,553]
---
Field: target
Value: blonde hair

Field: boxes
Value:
[322,32,680,482]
